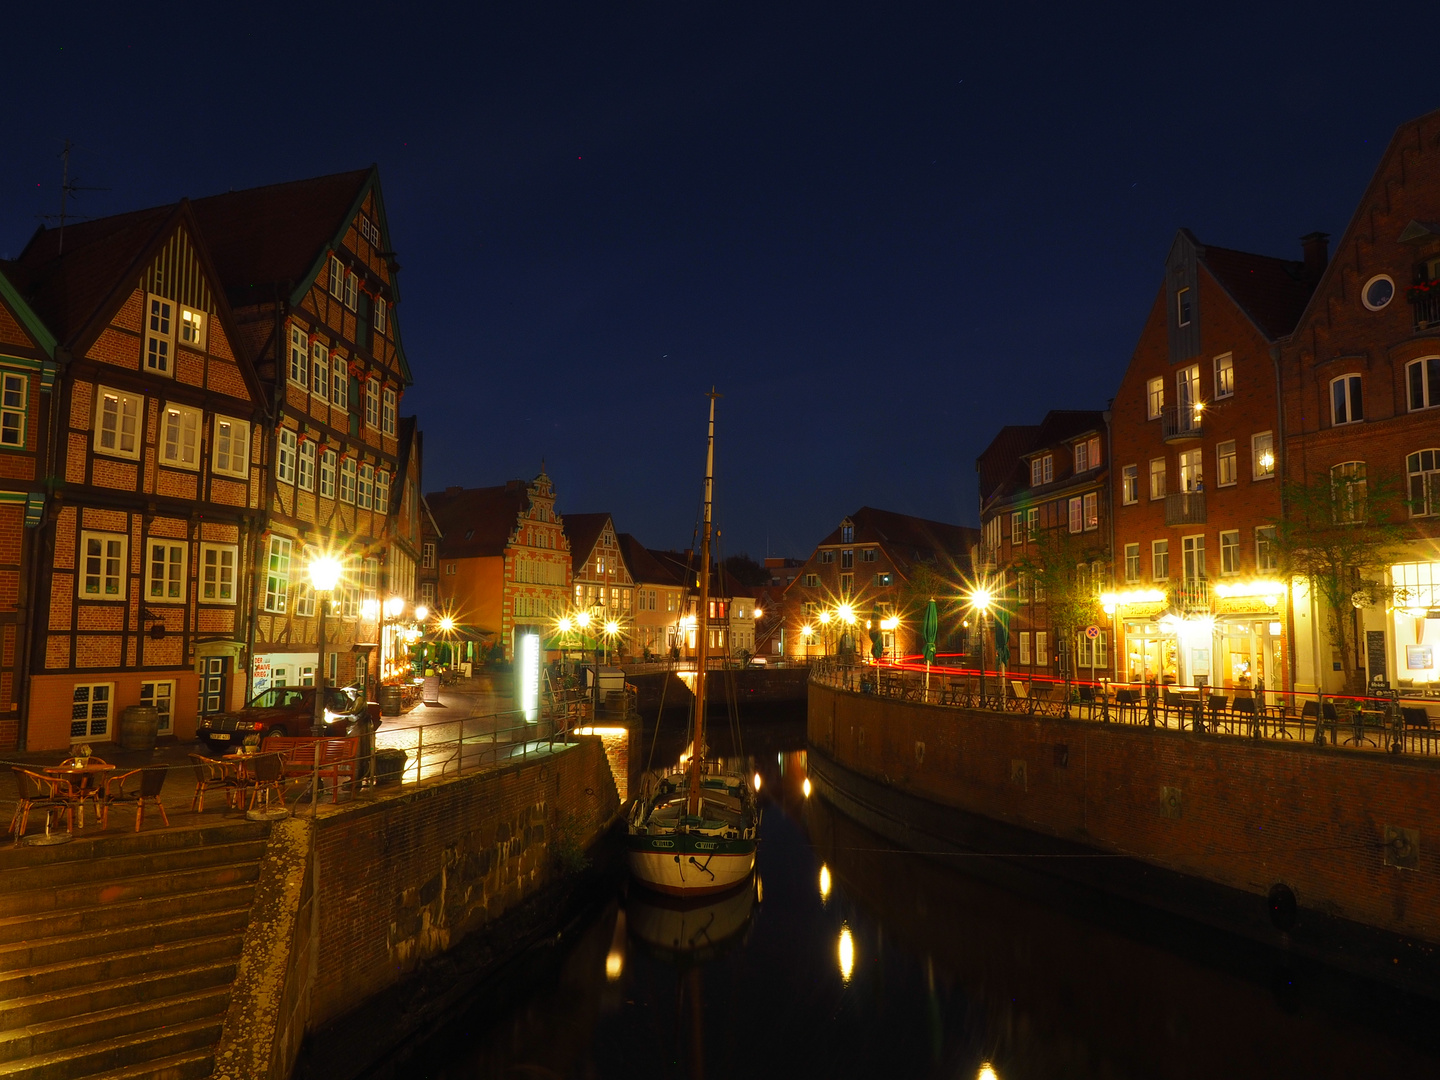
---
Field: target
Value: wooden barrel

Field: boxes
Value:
[119,705,159,750]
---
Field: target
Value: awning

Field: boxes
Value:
[541,629,601,651]
[423,623,494,642]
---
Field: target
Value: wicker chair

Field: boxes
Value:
[188,753,241,812]
[100,767,170,832]
[10,767,80,843]
[240,753,288,812]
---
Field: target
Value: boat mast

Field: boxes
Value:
[688,390,718,817]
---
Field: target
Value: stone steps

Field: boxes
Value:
[0,822,269,1080]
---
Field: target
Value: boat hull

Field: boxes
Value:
[626,832,757,897]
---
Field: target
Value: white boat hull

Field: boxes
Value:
[626,839,756,897]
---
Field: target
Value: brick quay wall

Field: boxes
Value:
[809,682,1440,945]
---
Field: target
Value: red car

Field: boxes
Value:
[195,685,381,751]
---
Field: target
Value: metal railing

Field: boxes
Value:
[1168,578,1210,613]
[810,657,1440,759]
[1412,290,1440,331]
[1161,404,1204,442]
[1165,490,1206,525]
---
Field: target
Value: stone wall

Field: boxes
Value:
[810,682,1440,943]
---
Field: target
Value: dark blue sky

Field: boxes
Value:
[2,2,1426,558]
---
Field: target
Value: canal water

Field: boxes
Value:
[381,709,1440,1080]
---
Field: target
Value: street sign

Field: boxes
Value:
[1084,625,1100,639]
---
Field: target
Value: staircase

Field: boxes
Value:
[0,821,270,1080]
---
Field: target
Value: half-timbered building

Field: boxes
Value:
[10,204,269,749]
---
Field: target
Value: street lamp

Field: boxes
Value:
[818,609,832,657]
[603,619,620,665]
[967,586,994,708]
[308,555,343,735]
[881,615,900,662]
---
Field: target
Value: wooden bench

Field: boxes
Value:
[261,736,359,803]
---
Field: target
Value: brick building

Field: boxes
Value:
[6,203,270,749]
[426,472,572,662]
[1104,229,1320,696]
[781,507,978,661]
[976,410,1110,682]
[0,269,56,750]
[1279,106,1440,695]
[565,512,635,655]
[618,533,684,658]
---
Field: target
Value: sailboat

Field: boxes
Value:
[625,391,760,897]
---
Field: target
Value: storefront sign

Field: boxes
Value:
[1367,630,1388,684]
[1406,645,1434,671]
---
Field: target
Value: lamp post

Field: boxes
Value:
[968,586,993,708]
[603,619,620,666]
[818,609,832,658]
[414,604,429,677]
[881,615,900,663]
[308,556,343,736]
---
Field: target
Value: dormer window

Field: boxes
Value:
[840,521,854,543]
[1030,454,1054,486]
[1176,287,1192,327]
[1074,436,1100,472]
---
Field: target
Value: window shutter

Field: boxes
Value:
[349,376,361,436]
[356,294,372,352]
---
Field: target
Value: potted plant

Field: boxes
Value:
[242,734,261,755]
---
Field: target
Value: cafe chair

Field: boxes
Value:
[10,767,79,843]
[188,753,242,812]
[101,767,170,832]
[242,753,288,812]
[1402,708,1436,754]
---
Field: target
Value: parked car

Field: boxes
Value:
[196,685,381,751]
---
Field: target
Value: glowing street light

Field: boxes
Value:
[967,584,996,708]
[415,604,429,623]
[438,616,456,633]
[307,555,344,734]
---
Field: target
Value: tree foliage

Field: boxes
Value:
[1272,469,1407,693]
[722,553,770,588]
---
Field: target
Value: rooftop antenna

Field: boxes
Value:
[40,140,107,256]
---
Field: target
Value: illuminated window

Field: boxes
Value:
[340,457,357,504]
[1147,377,1164,419]
[1035,631,1049,666]
[1149,457,1166,500]
[1252,432,1275,480]
[312,343,330,400]
[277,429,297,485]
[319,449,336,498]
[1122,464,1138,505]
[298,440,315,492]
[179,306,205,349]
[1408,449,1440,517]
[1217,440,1237,487]
[1214,353,1234,398]
[263,536,291,613]
[1074,436,1100,472]
[1019,631,1031,665]
[1084,491,1099,530]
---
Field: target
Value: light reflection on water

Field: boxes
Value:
[377,716,1440,1080]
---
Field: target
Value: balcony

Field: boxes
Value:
[1165,490,1206,526]
[1161,404,1204,442]
[1170,579,1211,615]
[1413,289,1440,331]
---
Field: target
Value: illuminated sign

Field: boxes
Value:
[520,632,540,724]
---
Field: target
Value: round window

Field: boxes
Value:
[1363,274,1395,311]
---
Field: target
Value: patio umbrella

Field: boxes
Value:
[922,598,938,689]
[994,606,1011,668]
[869,607,884,661]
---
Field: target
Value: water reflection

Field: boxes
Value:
[381,715,1440,1080]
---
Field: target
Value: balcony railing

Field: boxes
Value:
[1165,490,1206,525]
[1169,579,1210,614]
[1413,290,1440,331]
[1161,404,1204,442]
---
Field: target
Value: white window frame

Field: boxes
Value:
[1182,534,1206,582]
[1331,461,1367,524]
[365,379,380,429]
[332,357,348,409]
[1217,440,1237,487]
[1121,464,1138,505]
[344,272,358,311]
[0,371,26,448]
[179,306,205,350]
[1068,496,1082,534]
[200,542,237,604]
[1255,526,1278,572]
[295,581,315,618]
[319,449,337,498]
[1220,530,1240,575]
[1149,457,1166,500]
[1407,357,1440,412]
[1407,449,1440,518]
[71,682,114,742]
[1010,511,1023,543]
[144,538,187,603]
[1019,631,1032,665]
[1179,447,1203,493]
[212,417,250,478]
[1214,352,1234,399]
[159,403,201,470]
[263,535,292,613]
[382,388,397,436]
[1124,542,1140,583]
[79,530,127,599]
[1074,440,1089,472]
[340,457,357,504]
[1030,459,1042,487]
[357,463,373,509]
[1035,631,1049,666]
[297,439,316,492]
[277,428,297,485]
[1330,373,1363,426]
[1083,491,1099,530]
[140,680,174,735]
[374,296,388,335]
[422,542,437,569]
[145,294,174,376]
[1042,455,1053,484]
[312,342,330,400]
[1252,431,1275,480]
[1176,286,1191,327]
[95,386,142,460]
[1147,377,1164,419]
[289,328,310,389]
[329,255,346,301]
[1152,539,1170,581]
[1026,507,1039,539]
[375,468,390,512]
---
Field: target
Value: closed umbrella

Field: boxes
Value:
[922,598,938,691]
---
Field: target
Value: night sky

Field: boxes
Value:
[2,2,1428,559]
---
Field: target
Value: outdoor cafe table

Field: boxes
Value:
[42,760,116,830]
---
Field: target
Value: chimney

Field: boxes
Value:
[1300,232,1330,281]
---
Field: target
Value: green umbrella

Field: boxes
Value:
[922,599,938,665]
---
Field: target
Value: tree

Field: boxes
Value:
[1013,526,1108,689]
[896,559,968,655]
[722,553,769,588]
[1272,467,1407,694]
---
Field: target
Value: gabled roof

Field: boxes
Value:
[0,261,57,358]
[389,416,419,517]
[976,424,1039,503]
[618,534,681,587]
[976,410,1107,512]
[426,482,533,559]
[815,506,979,571]
[1199,242,1315,341]
[563,513,612,567]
